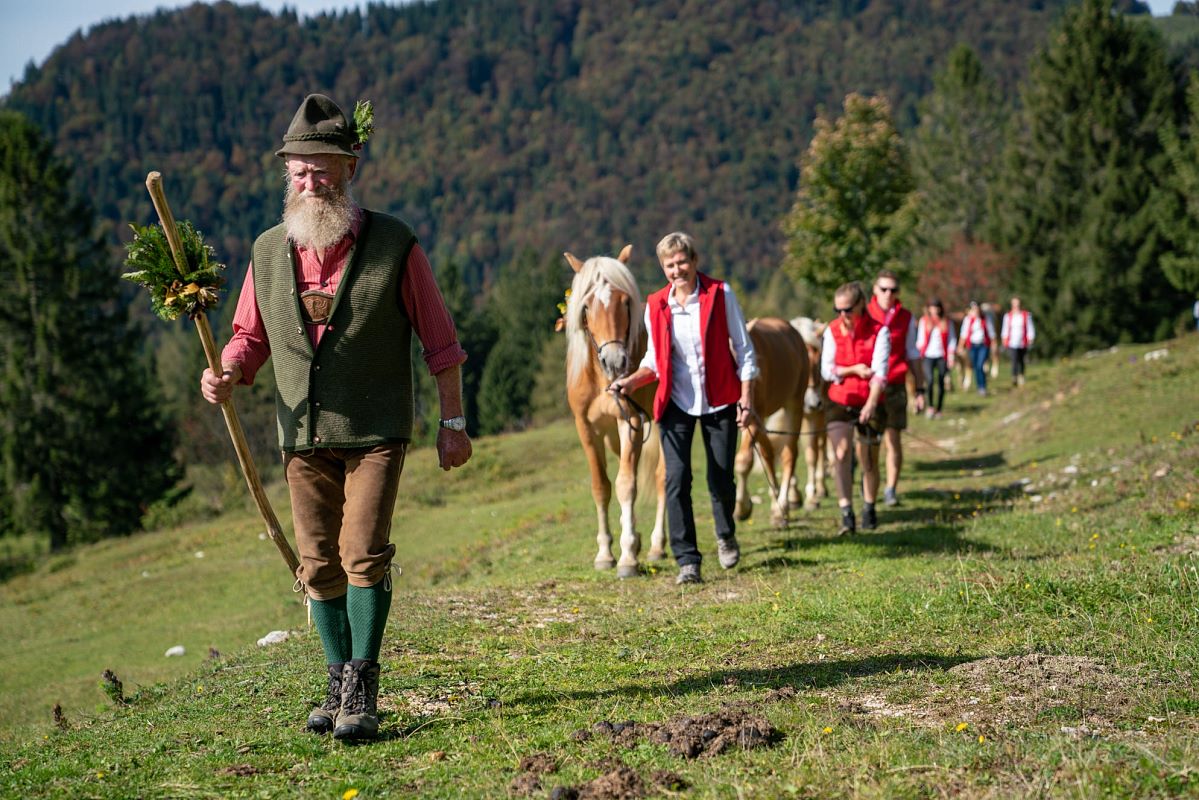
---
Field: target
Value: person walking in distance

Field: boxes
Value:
[1001,296,1035,387]
[200,94,472,741]
[821,281,890,534]
[957,300,995,397]
[866,270,924,507]
[916,298,956,418]
[609,232,758,584]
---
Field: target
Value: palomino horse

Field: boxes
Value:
[564,246,666,578]
[787,316,828,509]
[732,317,810,527]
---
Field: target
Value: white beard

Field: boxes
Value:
[283,181,357,250]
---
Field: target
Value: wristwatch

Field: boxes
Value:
[439,416,467,432]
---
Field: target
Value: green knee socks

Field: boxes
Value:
[309,594,352,664]
[309,579,392,664]
[347,579,392,662]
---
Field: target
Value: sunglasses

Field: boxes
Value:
[876,286,898,294]
[834,305,856,315]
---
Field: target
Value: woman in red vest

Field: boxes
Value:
[610,232,758,584]
[916,297,956,418]
[820,281,891,535]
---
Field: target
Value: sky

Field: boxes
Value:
[0,0,1180,94]
[0,1,367,93]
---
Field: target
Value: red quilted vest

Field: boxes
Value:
[827,313,883,408]
[867,297,911,385]
[647,273,741,420]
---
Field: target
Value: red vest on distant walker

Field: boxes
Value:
[647,273,741,421]
[827,314,883,408]
[962,314,991,347]
[867,297,911,385]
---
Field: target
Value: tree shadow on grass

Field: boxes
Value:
[774,523,999,557]
[911,450,1006,475]
[506,651,979,711]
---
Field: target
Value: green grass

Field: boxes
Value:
[3,339,1199,797]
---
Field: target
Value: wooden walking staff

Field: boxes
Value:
[144,171,303,583]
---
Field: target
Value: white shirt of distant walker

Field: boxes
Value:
[917,315,956,360]
[638,282,759,416]
[1002,303,1036,349]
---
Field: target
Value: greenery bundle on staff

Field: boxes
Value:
[122,220,224,321]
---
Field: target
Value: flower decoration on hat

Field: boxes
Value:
[353,100,374,151]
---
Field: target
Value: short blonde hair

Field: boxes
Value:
[834,281,866,309]
[656,231,698,265]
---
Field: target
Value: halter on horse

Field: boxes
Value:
[564,246,666,577]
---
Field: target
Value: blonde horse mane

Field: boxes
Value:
[565,256,644,383]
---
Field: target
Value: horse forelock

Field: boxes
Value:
[565,256,644,382]
[792,316,823,350]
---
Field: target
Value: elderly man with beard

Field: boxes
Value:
[200,94,471,741]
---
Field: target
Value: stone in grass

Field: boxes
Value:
[164,645,186,657]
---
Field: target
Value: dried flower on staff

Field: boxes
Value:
[122,220,225,321]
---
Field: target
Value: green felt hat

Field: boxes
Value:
[275,94,360,159]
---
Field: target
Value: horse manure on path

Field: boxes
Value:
[513,693,784,797]
[572,706,781,759]
[509,752,557,796]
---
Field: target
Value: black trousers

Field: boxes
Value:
[659,400,738,567]
[1010,347,1027,380]
[922,357,948,412]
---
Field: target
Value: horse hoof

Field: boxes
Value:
[594,559,615,571]
[647,549,666,562]
[734,504,752,522]
[616,565,640,579]
[771,514,788,528]
[804,499,819,511]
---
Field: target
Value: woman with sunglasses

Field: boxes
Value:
[820,281,890,535]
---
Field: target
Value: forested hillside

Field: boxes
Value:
[6,0,1081,289]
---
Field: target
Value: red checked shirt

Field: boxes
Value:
[221,210,467,384]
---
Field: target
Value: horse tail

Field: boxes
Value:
[637,424,660,509]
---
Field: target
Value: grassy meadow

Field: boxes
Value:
[2,337,1199,798]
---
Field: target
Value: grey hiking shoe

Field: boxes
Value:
[675,564,703,585]
[333,659,381,740]
[306,662,344,734]
[862,502,878,530]
[838,507,856,536]
[884,487,899,507]
[717,536,740,569]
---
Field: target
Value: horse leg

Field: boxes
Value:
[733,431,755,521]
[647,450,667,562]
[803,412,819,510]
[575,417,614,570]
[614,422,642,579]
[775,428,799,528]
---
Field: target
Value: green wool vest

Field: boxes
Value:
[252,211,417,451]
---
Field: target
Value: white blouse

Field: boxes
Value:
[639,282,759,416]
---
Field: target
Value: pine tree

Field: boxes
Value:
[909,45,1008,262]
[1155,71,1199,298]
[476,251,566,435]
[989,0,1179,354]
[0,111,179,549]
[781,93,919,294]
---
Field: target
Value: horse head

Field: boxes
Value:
[791,316,827,408]
[563,245,641,383]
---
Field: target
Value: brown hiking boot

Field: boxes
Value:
[333,659,380,740]
[306,662,344,734]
